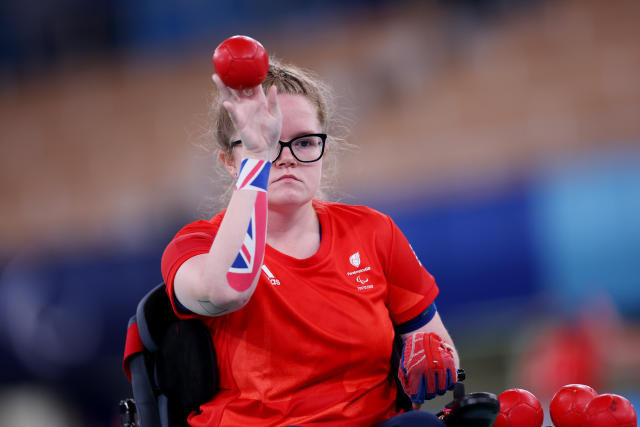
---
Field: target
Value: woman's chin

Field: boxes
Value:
[268,190,312,209]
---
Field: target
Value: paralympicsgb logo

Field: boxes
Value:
[349,252,360,268]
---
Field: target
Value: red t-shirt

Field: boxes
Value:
[161,200,439,426]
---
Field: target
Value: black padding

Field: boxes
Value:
[130,353,162,427]
[137,284,179,351]
[156,318,218,418]
[391,332,413,412]
[132,283,219,426]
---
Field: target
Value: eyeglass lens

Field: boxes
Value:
[274,134,325,162]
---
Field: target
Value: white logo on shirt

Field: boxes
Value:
[261,264,280,286]
[346,252,374,291]
[356,275,373,291]
[349,252,361,268]
[346,266,371,276]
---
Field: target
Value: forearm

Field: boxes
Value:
[175,159,270,316]
[202,189,266,309]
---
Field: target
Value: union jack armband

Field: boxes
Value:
[235,158,271,192]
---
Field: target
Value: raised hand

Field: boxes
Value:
[212,73,281,161]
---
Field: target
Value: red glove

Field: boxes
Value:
[398,332,457,404]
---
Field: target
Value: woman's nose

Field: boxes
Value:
[274,145,297,166]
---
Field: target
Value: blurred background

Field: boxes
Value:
[1,0,639,425]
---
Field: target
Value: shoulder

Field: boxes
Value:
[172,211,226,239]
[314,200,390,225]
[161,211,226,284]
[162,212,225,260]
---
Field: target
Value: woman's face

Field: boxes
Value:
[230,93,324,210]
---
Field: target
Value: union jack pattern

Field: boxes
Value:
[235,158,271,192]
[226,190,268,292]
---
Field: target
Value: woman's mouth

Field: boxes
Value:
[273,174,300,183]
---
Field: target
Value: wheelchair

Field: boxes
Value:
[120,283,499,427]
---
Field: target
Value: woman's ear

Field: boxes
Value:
[219,150,237,177]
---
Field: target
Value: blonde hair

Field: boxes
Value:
[206,58,349,211]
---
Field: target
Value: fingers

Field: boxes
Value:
[413,375,428,404]
[435,371,449,396]
[222,100,239,127]
[447,368,456,390]
[427,372,438,399]
[212,73,275,112]
[431,369,455,395]
[212,74,258,100]
[214,76,263,127]
[423,374,435,400]
[267,85,280,116]
[212,74,236,100]
[414,373,437,402]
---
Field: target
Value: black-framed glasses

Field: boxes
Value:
[231,133,327,163]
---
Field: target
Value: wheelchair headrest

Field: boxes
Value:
[136,283,178,351]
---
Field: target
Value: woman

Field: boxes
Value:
[161,59,460,426]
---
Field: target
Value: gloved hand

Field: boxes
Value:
[398,332,457,406]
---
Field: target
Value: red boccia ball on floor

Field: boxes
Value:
[493,388,543,427]
[584,393,637,427]
[212,35,269,90]
[549,384,598,427]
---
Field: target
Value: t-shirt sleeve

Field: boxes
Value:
[160,218,221,319]
[381,216,439,325]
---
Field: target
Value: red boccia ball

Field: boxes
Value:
[212,35,268,90]
[549,384,598,427]
[584,393,637,427]
[493,388,544,427]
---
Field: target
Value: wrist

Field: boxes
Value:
[235,158,272,192]
[241,147,272,162]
